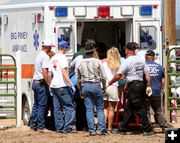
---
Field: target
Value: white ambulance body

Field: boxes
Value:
[0,0,162,125]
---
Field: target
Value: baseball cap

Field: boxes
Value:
[125,42,139,50]
[58,40,69,49]
[42,40,55,47]
[145,50,155,57]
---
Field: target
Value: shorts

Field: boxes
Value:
[104,85,119,102]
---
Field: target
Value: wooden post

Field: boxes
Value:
[164,0,176,123]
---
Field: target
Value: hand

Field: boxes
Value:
[49,89,53,96]
[80,91,83,99]
[103,87,106,94]
[71,85,76,93]
[146,86,152,97]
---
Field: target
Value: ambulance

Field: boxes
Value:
[0,0,162,125]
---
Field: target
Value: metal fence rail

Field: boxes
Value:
[0,54,17,129]
[167,46,180,111]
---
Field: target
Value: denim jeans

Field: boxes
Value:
[51,86,75,132]
[30,80,48,130]
[82,83,105,134]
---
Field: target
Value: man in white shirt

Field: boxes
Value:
[30,40,54,132]
[48,40,75,133]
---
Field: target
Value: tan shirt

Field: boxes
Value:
[76,58,106,91]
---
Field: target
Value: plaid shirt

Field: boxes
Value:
[76,58,106,91]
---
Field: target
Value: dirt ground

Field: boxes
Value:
[0,115,179,143]
[0,120,168,143]
[0,125,165,143]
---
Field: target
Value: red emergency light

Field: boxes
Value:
[37,13,44,23]
[98,6,110,18]
[153,5,158,9]
[49,6,54,11]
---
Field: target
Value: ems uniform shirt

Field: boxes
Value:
[33,51,50,80]
[49,53,69,88]
[118,55,149,83]
[146,61,164,96]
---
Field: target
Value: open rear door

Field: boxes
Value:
[134,20,162,64]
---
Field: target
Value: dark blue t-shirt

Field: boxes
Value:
[146,61,164,96]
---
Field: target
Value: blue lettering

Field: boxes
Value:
[11,32,17,40]
[12,45,27,52]
[11,32,28,40]
[18,32,28,39]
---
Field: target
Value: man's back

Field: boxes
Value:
[77,58,106,83]
[119,55,148,83]
[146,61,164,96]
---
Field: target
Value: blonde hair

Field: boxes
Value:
[107,47,121,71]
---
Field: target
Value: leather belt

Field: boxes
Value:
[127,80,143,87]
[34,79,44,84]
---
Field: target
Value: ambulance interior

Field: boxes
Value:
[78,21,128,59]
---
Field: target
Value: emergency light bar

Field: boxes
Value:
[74,7,86,17]
[55,7,68,17]
[121,6,134,16]
[140,6,152,16]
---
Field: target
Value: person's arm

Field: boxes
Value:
[145,71,151,87]
[48,71,52,87]
[99,61,107,93]
[42,55,50,85]
[76,66,83,98]
[62,68,72,86]
[42,68,49,85]
[76,66,82,91]
[109,73,123,86]
[145,71,152,96]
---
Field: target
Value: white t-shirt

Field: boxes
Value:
[103,61,119,87]
[33,51,50,80]
[49,53,69,88]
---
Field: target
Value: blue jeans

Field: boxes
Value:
[51,86,75,132]
[82,83,105,133]
[30,80,48,130]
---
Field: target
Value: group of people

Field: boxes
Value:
[30,38,169,136]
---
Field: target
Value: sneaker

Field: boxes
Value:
[97,131,106,136]
[162,124,174,132]
[89,132,96,136]
[142,131,155,136]
[63,129,78,134]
